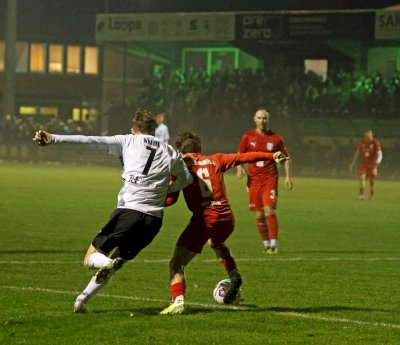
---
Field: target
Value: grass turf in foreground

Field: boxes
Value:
[0,163,399,344]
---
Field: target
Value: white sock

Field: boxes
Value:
[263,240,271,249]
[85,253,112,269]
[76,276,108,303]
[270,239,277,248]
[174,295,185,303]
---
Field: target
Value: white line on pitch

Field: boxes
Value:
[0,285,246,311]
[1,285,399,330]
[274,311,400,330]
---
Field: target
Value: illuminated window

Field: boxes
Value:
[49,44,64,73]
[40,107,58,116]
[84,46,99,74]
[72,107,97,122]
[0,41,4,71]
[20,106,38,115]
[30,43,46,72]
[19,106,58,116]
[67,45,81,73]
[16,42,28,72]
[72,108,80,121]
[304,59,328,81]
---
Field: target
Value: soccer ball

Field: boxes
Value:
[213,278,242,305]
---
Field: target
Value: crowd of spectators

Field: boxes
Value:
[2,65,399,143]
[140,65,400,124]
[1,65,399,177]
[0,114,97,144]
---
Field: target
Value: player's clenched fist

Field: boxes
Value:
[33,130,52,146]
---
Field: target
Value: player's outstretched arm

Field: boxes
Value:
[33,130,52,146]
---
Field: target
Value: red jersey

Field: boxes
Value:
[357,139,381,167]
[238,129,289,185]
[181,152,276,223]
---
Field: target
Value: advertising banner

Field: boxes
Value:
[96,13,235,42]
[375,11,400,40]
[236,12,374,41]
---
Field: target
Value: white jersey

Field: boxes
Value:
[51,133,192,218]
[155,123,170,143]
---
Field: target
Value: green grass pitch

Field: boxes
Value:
[1,162,399,344]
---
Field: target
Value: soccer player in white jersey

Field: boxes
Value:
[33,109,192,313]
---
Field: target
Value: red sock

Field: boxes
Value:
[256,217,269,240]
[266,214,278,241]
[170,282,185,301]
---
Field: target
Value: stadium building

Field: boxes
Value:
[0,0,399,176]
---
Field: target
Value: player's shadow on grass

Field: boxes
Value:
[90,304,394,316]
[92,307,163,316]
[92,306,255,316]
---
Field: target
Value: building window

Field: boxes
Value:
[84,46,99,74]
[40,107,58,116]
[19,106,58,116]
[67,45,81,73]
[19,106,37,115]
[0,41,4,71]
[16,42,28,72]
[30,43,46,72]
[72,107,97,122]
[48,44,64,73]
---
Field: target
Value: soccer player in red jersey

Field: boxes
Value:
[160,132,289,314]
[237,108,292,254]
[349,129,382,199]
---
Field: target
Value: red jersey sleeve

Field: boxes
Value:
[215,152,276,172]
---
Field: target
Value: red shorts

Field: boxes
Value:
[248,176,278,211]
[359,165,378,178]
[176,215,235,254]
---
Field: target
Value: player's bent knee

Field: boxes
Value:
[213,243,231,259]
[83,256,90,268]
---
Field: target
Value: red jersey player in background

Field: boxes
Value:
[160,131,289,315]
[237,108,292,255]
[349,129,382,200]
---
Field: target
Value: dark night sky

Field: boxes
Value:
[101,0,400,12]
[0,0,399,41]
[1,0,400,14]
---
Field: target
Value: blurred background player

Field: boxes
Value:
[237,108,292,254]
[349,129,382,199]
[155,112,170,143]
[33,109,192,313]
[160,131,289,315]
